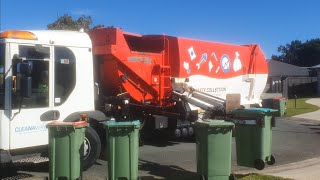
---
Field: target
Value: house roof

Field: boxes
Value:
[268,60,310,77]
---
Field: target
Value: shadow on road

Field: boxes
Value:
[143,138,195,147]
[299,123,320,134]
[310,127,320,130]
[0,161,48,179]
[0,163,34,180]
[142,140,180,147]
[300,123,320,126]
[0,172,33,180]
[139,159,198,180]
[15,161,49,173]
[142,134,195,147]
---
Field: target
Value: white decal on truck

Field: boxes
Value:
[233,52,242,72]
[188,46,196,61]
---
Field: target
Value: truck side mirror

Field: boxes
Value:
[12,54,23,62]
[20,76,32,98]
[35,44,50,57]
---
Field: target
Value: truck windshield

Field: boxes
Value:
[0,43,4,109]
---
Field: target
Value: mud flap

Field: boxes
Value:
[0,150,12,164]
[153,115,168,129]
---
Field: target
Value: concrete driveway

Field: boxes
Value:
[293,98,320,121]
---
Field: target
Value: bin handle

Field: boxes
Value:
[111,136,115,180]
[228,118,257,125]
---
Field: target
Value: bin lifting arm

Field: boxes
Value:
[171,82,226,112]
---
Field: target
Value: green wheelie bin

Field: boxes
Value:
[195,119,234,180]
[47,121,88,180]
[262,97,287,117]
[104,120,140,180]
[272,97,287,117]
[231,108,276,170]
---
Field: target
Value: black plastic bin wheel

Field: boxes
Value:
[229,173,237,180]
[267,155,276,165]
[199,174,205,180]
[254,159,265,170]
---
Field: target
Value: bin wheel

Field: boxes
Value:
[229,173,237,180]
[254,159,265,170]
[199,175,205,180]
[267,155,276,165]
[83,126,101,171]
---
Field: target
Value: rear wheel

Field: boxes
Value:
[254,159,265,170]
[0,162,17,178]
[267,155,276,165]
[83,126,101,171]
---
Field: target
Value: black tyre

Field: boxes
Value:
[83,126,101,171]
[199,175,205,180]
[267,155,276,165]
[254,159,265,170]
[0,162,17,179]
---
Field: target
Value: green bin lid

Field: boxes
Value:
[104,120,140,127]
[47,121,88,127]
[195,119,234,127]
[232,108,277,115]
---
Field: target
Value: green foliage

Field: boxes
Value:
[285,98,320,117]
[47,14,93,32]
[272,39,320,67]
[92,24,105,30]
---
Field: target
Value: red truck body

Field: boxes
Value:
[89,27,268,107]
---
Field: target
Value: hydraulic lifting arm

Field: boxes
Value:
[171,82,225,112]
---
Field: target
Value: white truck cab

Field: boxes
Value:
[0,30,104,169]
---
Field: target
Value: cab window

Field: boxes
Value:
[12,45,50,109]
[54,46,76,106]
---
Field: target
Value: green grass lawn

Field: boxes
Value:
[285,98,320,117]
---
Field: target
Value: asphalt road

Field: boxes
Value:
[2,117,320,179]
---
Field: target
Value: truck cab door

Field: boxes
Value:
[9,43,53,150]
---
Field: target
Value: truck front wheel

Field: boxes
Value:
[83,126,101,171]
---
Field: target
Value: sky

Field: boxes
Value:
[1,0,320,59]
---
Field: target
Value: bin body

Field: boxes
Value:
[105,121,140,180]
[262,98,287,117]
[232,108,275,169]
[261,98,273,109]
[273,97,287,117]
[195,120,234,180]
[48,121,87,180]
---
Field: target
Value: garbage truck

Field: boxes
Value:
[0,27,268,169]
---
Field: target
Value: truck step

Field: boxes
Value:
[13,156,49,164]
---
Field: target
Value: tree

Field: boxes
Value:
[47,14,93,32]
[92,24,105,30]
[272,39,320,67]
[271,40,302,65]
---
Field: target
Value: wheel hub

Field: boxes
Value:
[84,137,91,159]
